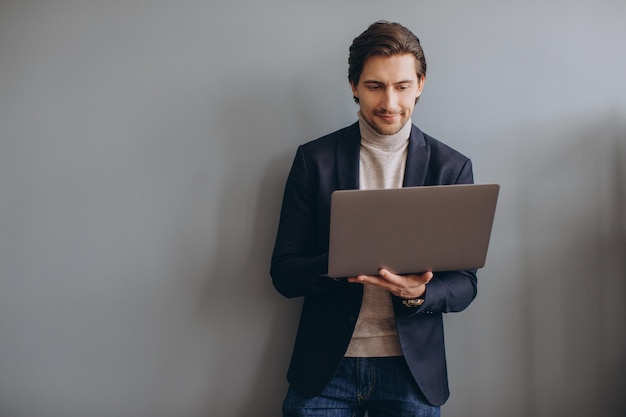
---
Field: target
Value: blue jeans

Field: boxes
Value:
[282,357,440,417]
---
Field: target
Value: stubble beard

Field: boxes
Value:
[369,111,406,136]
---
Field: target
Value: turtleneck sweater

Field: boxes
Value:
[344,111,411,358]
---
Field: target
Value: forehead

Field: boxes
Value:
[359,53,419,83]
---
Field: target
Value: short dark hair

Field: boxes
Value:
[348,20,427,88]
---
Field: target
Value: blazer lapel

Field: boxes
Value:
[336,122,361,190]
[335,122,430,190]
[403,125,430,187]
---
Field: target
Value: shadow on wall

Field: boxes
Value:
[608,119,626,415]
[517,113,626,417]
[203,153,300,415]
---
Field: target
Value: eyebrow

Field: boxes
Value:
[362,80,415,85]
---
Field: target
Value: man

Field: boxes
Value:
[271,21,477,417]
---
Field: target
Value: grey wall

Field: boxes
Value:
[1,1,625,416]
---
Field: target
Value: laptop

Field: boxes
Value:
[327,183,499,278]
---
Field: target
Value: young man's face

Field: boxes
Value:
[351,53,424,136]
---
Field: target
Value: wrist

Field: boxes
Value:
[401,285,426,307]
[408,283,426,298]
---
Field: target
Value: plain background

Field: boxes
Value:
[1,1,625,416]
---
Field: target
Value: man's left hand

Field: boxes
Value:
[347,268,433,299]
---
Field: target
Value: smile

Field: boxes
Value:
[377,113,402,123]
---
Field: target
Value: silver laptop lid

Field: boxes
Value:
[327,184,499,278]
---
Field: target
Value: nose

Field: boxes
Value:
[381,88,399,110]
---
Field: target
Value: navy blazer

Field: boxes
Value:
[270,121,478,406]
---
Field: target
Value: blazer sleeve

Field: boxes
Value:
[270,146,338,298]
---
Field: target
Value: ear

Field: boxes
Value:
[416,76,425,98]
[350,82,359,101]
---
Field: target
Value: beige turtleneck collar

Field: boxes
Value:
[357,111,411,191]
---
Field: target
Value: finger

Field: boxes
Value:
[347,274,366,283]
[406,275,432,286]
[379,268,428,284]
[348,274,395,290]
[378,268,404,282]
[415,270,434,282]
[349,274,381,285]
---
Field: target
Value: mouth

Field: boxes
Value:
[376,113,402,123]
